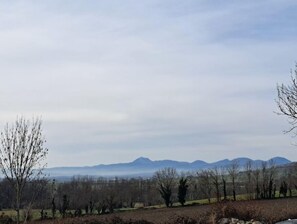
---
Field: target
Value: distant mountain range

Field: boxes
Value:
[45,157,291,179]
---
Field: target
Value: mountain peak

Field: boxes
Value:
[269,157,291,164]
[132,157,152,164]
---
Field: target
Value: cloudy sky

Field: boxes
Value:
[0,1,297,167]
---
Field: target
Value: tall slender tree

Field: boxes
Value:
[244,160,254,200]
[210,167,221,202]
[178,177,188,206]
[227,161,239,201]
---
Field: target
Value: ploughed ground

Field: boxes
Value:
[38,197,297,224]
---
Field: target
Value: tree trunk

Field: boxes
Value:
[223,179,227,200]
[255,177,260,199]
[16,186,20,224]
[216,185,220,202]
[268,180,273,199]
[232,178,236,201]
[233,189,236,201]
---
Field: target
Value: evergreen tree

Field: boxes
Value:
[61,194,69,218]
[178,177,188,206]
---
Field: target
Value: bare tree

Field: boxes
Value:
[197,170,212,203]
[209,167,221,202]
[267,160,277,199]
[286,163,297,197]
[154,167,177,207]
[253,165,261,199]
[227,160,239,201]
[276,64,297,135]
[244,160,254,199]
[0,117,48,223]
[261,162,269,198]
[220,167,228,201]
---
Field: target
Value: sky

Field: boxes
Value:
[0,1,297,167]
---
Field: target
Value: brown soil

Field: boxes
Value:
[36,197,297,224]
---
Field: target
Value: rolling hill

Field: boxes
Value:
[45,156,291,178]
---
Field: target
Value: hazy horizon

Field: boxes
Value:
[0,1,297,167]
[46,156,292,169]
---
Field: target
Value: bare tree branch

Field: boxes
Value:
[276,63,297,136]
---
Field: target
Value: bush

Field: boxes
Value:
[0,213,12,224]
[210,202,263,222]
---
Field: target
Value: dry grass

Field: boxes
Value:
[29,197,297,224]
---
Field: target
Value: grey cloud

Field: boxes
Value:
[0,1,296,166]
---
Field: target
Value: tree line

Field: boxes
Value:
[0,160,296,220]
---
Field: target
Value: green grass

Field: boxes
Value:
[0,209,61,221]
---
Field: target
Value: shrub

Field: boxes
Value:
[210,202,263,222]
[0,213,12,224]
[166,215,197,224]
